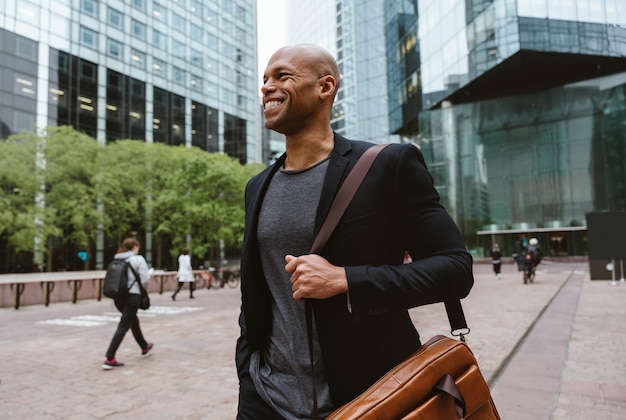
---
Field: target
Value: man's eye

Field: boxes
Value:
[279,73,290,79]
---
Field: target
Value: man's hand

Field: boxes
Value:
[285,254,348,300]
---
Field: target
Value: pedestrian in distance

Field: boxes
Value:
[103,237,154,370]
[235,44,474,419]
[526,237,543,271]
[172,247,194,300]
[491,243,502,279]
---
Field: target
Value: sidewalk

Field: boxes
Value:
[0,261,624,419]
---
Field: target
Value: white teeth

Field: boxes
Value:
[264,100,281,110]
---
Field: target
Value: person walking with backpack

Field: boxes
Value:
[172,247,195,300]
[103,237,154,370]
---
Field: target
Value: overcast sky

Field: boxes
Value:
[256,0,287,90]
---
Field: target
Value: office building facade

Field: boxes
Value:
[385,0,626,257]
[1,0,258,163]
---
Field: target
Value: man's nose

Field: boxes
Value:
[261,79,276,95]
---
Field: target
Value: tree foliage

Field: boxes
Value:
[0,126,264,270]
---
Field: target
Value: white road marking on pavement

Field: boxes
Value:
[73,315,121,322]
[37,319,107,327]
[146,306,202,314]
[36,306,202,327]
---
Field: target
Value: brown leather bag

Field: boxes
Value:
[325,335,500,419]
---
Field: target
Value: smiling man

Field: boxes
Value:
[235,44,474,419]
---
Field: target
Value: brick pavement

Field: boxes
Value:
[0,261,624,419]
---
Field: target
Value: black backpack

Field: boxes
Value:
[103,258,134,299]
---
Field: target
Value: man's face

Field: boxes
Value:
[261,48,322,134]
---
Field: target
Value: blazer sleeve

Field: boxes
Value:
[344,144,474,321]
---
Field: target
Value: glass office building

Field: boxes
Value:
[286,0,400,144]
[0,0,258,270]
[0,0,258,164]
[385,0,626,257]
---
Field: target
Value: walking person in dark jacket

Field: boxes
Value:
[102,237,154,369]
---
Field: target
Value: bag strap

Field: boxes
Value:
[309,144,390,254]
[306,144,388,419]
[124,258,143,292]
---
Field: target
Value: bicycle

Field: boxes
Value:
[222,269,240,288]
[194,271,208,289]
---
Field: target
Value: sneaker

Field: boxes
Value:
[142,343,154,358]
[102,359,124,370]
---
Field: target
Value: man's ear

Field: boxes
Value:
[319,75,337,99]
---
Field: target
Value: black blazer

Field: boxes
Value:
[236,133,474,406]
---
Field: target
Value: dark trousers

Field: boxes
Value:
[237,375,282,419]
[105,294,147,360]
[172,281,194,298]
[493,263,502,275]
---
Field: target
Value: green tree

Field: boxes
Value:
[95,139,152,242]
[153,147,262,265]
[0,125,263,272]
[40,126,101,270]
[0,131,51,258]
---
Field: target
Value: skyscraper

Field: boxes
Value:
[0,0,259,164]
[384,0,626,257]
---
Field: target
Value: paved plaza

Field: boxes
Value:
[1,261,625,419]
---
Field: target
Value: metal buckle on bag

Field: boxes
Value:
[452,327,470,342]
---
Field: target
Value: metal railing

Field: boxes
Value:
[0,270,212,310]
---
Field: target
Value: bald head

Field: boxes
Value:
[268,44,341,94]
[282,45,339,84]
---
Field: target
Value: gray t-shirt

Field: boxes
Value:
[250,157,334,418]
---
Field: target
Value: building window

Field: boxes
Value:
[77,94,95,113]
[191,48,202,67]
[153,57,166,76]
[190,74,202,92]
[80,26,97,49]
[107,7,123,29]
[16,37,37,61]
[190,0,203,15]
[153,29,166,50]
[173,12,185,33]
[172,40,185,59]
[81,0,98,17]
[14,73,37,97]
[153,2,167,22]
[80,60,97,82]
[49,86,67,107]
[131,19,146,41]
[132,0,145,11]
[173,66,185,85]
[131,49,145,69]
[107,38,122,59]
[191,23,203,42]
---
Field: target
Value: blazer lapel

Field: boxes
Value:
[314,133,353,236]
[243,153,285,254]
